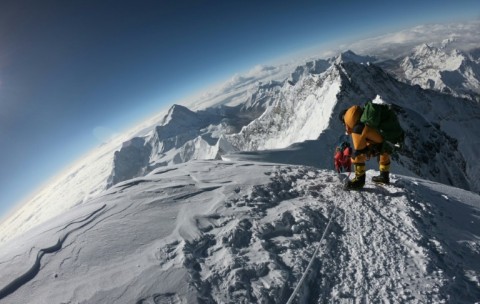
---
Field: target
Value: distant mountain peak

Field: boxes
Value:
[409,43,465,62]
[414,43,434,53]
[3,42,480,255]
[387,42,480,98]
[120,137,146,149]
[161,104,198,126]
[167,103,194,116]
[169,103,188,111]
[335,50,375,65]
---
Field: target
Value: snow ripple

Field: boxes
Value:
[0,204,106,300]
[0,161,478,303]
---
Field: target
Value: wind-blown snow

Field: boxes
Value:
[2,43,480,247]
[0,45,480,247]
[0,161,478,303]
[0,141,117,245]
[0,105,175,246]
[1,25,480,303]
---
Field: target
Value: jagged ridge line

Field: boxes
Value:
[0,204,107,300]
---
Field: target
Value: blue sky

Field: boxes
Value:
[0,0,479,218]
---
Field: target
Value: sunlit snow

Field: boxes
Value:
[1,24,480,302]
[0,161,479,303]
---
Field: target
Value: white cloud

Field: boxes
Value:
[345,20,480,58]
[93,126,118,144]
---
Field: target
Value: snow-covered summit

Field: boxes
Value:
[287,59,330,85]
[334,49,376,65]
[1,38,480,302]
[0,161,478,303]
[2,46,480,250]
[403,43,465,80]
[161,104,199,126]
[380,44,480,100]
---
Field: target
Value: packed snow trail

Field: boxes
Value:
[285,196,338,304]
[0,161,479,303]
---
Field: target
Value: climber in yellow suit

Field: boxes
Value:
[339,105,390,189]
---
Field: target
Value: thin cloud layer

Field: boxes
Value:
[345,20,480,58]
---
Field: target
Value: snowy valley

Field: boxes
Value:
[1,37,480,303]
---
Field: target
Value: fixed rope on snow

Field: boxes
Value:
[285,196,338,304]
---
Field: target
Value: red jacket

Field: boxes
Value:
[334,146,352,173]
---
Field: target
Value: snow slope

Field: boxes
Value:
[0,43,480,252]
[0,106,176,246]
[3,46,480,248]
[0,160,479,303]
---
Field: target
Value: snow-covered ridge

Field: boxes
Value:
[228,64,341,151]
[334,49,376,65]
[106,60,344,186]
[2,46,480,247]
[0,161,478,303]
[331,60,480,192]
[379,44,480,101]
[1,39,480,302]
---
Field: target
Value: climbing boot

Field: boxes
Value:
[345,164,366,190]
[372,164,390,184]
